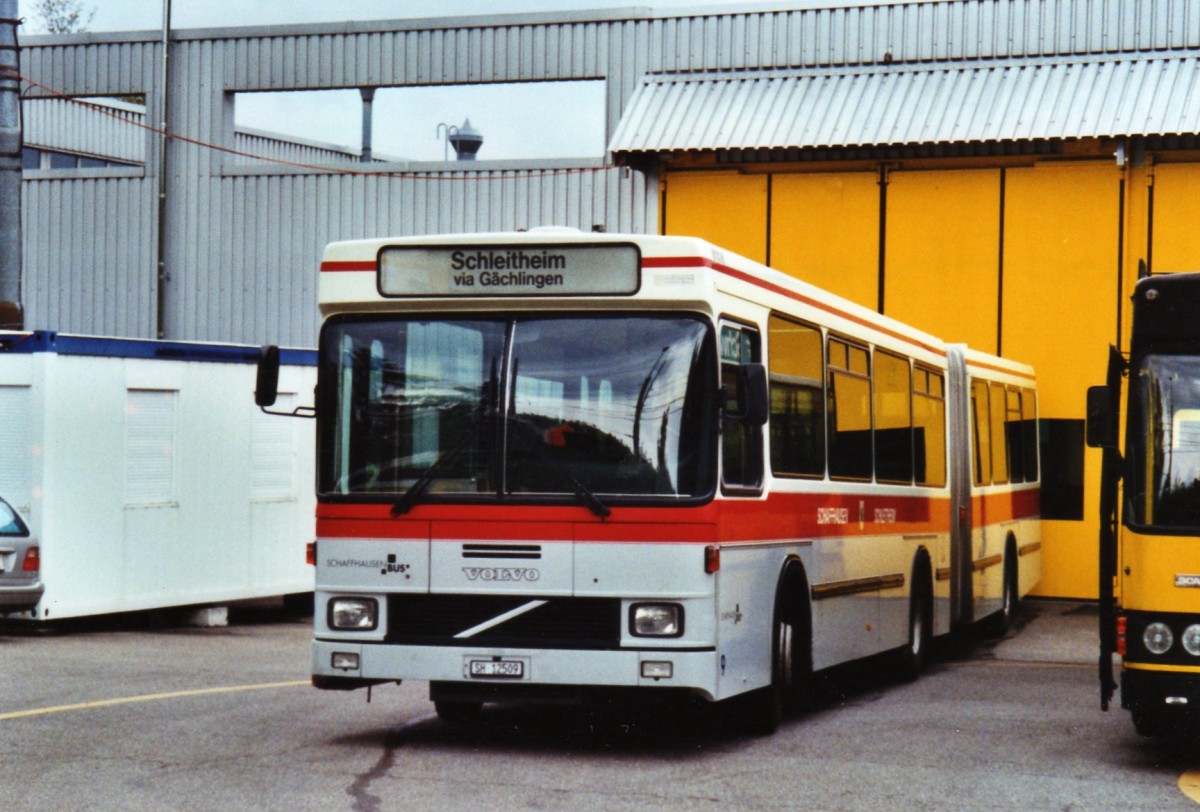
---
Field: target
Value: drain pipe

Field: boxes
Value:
[0,0,23,329]
[155,0,172,338]
[360,87,374,162]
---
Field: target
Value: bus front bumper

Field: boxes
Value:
[312,638,723,701]
[1121,665,1200,720]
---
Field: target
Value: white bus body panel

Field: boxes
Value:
[314,537,734,699]
[0,332,316,621]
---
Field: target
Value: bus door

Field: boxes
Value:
[946,346,974,631]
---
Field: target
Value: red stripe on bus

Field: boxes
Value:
[642,257,710,268]
[321,261,376,272]
[313,489,1041,543]
[973,487,1041,526]
[644,255,945,358]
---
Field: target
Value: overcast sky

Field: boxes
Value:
[16,1,856,161]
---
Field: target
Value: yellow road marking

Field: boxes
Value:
[0,680,308,721]
[1181,770,1200,804]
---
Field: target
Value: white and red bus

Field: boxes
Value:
[257,228,1041,731]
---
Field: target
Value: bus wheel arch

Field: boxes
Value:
[743,557,814,734]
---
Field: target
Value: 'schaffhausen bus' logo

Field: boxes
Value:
[463,567,541,582]
[1175,574,1200,588]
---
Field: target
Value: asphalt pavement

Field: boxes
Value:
[993,598,1100,665]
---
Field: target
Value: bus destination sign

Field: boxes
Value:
[379,243,641,297]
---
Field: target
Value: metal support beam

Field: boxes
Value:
[0,0,23,329]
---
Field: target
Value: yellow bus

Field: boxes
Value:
[257,228,1041,732]
[1090,272,1200,736]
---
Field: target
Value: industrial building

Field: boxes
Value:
[10,0,1200,599]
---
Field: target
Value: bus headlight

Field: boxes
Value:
[1182,624,1200,657]
[1143,622,1174,655]
[329,597,378,631]
[631,603,683,637]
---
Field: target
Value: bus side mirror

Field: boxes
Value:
[255,345,281,408]
[727,363,769,427]
[1085,385,1117,449]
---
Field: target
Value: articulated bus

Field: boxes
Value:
[1090,272,1200,736]
[257,229,1041,732]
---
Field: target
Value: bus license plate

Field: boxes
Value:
[467,659,525,679]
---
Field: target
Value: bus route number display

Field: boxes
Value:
[379,242,641,297]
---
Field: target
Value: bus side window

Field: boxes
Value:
[874,350,913,484]
[1021,387,1039,482]
[721,324,764,491]
[989,382,1010,484]
[828,337,872,481]
[1004,386,1025,484]
[913,367,946,487]
[767,315,825,477]
[971,379,992,486]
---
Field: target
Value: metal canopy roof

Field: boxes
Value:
[609,54,1200,156]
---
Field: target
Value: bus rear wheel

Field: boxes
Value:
[999,558,1018,631]
[897,565,932,682]
[988,547,1019,637]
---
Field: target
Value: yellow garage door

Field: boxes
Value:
[885,169,1002,351]
[663,172,768,264]
[770,172,879,311]
[1004,161,1122,599]
[1151,163,1200,275]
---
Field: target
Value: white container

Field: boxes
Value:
[0,331,316,620]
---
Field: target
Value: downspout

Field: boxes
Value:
[155,0,172,338]
[876,163,890,315]
[360,87,374,162]
[0,0,22,329]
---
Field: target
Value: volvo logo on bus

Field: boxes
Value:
[463,567,541,582]
[1176,574,1200,588]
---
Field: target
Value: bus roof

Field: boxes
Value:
[317,228,1026,371]
[1131,272,1200,353]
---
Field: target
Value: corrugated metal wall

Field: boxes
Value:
[22,98,145,162]
[22,176,156,337]
[17,0,1200,344]
[22,99,363,164]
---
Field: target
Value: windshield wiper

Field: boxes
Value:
[390,423,480,516]
[391,362,499,517]
[506,416,611,519]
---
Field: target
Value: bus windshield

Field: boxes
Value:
[1130,354,1200,529]
[318,315,717,504]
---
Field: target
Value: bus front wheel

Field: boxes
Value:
[743,566,812,735]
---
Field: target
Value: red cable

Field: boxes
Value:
[2,66,616,181]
